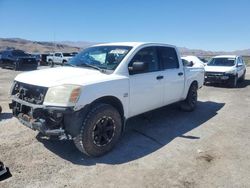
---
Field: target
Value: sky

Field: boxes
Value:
[0,0,250,51]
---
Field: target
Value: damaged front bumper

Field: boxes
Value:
[9,97,85,137]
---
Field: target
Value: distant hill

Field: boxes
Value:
[58,41,96,48]
[0,38,249,56]
[179,47,250,56]
[0,38,81,53]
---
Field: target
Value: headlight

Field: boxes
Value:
[225,70,236,75]
[44,84,81,106]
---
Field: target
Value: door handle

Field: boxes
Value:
[178,72,184,76]
[156,75,164,80]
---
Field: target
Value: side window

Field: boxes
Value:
[158,47,179,69]
[237,57,243,66]
[129,47,159,74]
[182,59,192,67]
[55,53,61,57]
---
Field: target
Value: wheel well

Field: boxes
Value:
[92,96,124,118]
[191,80,198,89]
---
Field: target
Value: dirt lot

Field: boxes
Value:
[0,67,250,188]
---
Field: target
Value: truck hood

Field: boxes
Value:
[14,67,120,87]
[204,66,235,73]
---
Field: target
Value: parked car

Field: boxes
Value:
[0,50,38,70]
[46,52,74,65]
[181,56,205,68]
[204,55,246,87]
[9,42,204,157]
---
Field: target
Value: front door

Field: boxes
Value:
[128,47,165,117]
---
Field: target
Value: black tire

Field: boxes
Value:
[48,60,53,67]
[73,103,122,157]
[180,83,198,112]
[228,75,238,88]
[62,60,67,66]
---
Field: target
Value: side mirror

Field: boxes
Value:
[129,61,148,74]
[237,64,243,67]
[190,61,194,67]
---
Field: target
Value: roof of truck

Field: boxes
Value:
[93,42,176,48]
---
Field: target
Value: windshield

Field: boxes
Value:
[12,50,29,57]
[207,57,235,67]
[69,46,132,71]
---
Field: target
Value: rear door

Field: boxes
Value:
[157,46,185,105]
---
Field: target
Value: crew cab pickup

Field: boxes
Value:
[46,52,74,65]
[9,42,204,157]
[204,55,246,87]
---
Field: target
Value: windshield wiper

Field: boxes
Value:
[78,63,106,73]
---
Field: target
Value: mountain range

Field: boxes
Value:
[0,38,249,56]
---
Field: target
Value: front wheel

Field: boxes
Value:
[73,103,122,157]
[180,83,198,112]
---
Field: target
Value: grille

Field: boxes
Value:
[205,72,224,76]
[12,82,48,105]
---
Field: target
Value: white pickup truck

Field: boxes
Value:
[9,42,204,156]
[46,52,74,65]
[204,55,246,87]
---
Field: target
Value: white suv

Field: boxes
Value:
[204,55,246,87]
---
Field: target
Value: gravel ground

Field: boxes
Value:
[0,66,250,188]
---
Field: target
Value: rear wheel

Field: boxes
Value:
[73,103,122,157]
[180,83,198,112]
[62,60,67,66]
[48,60,53,67]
